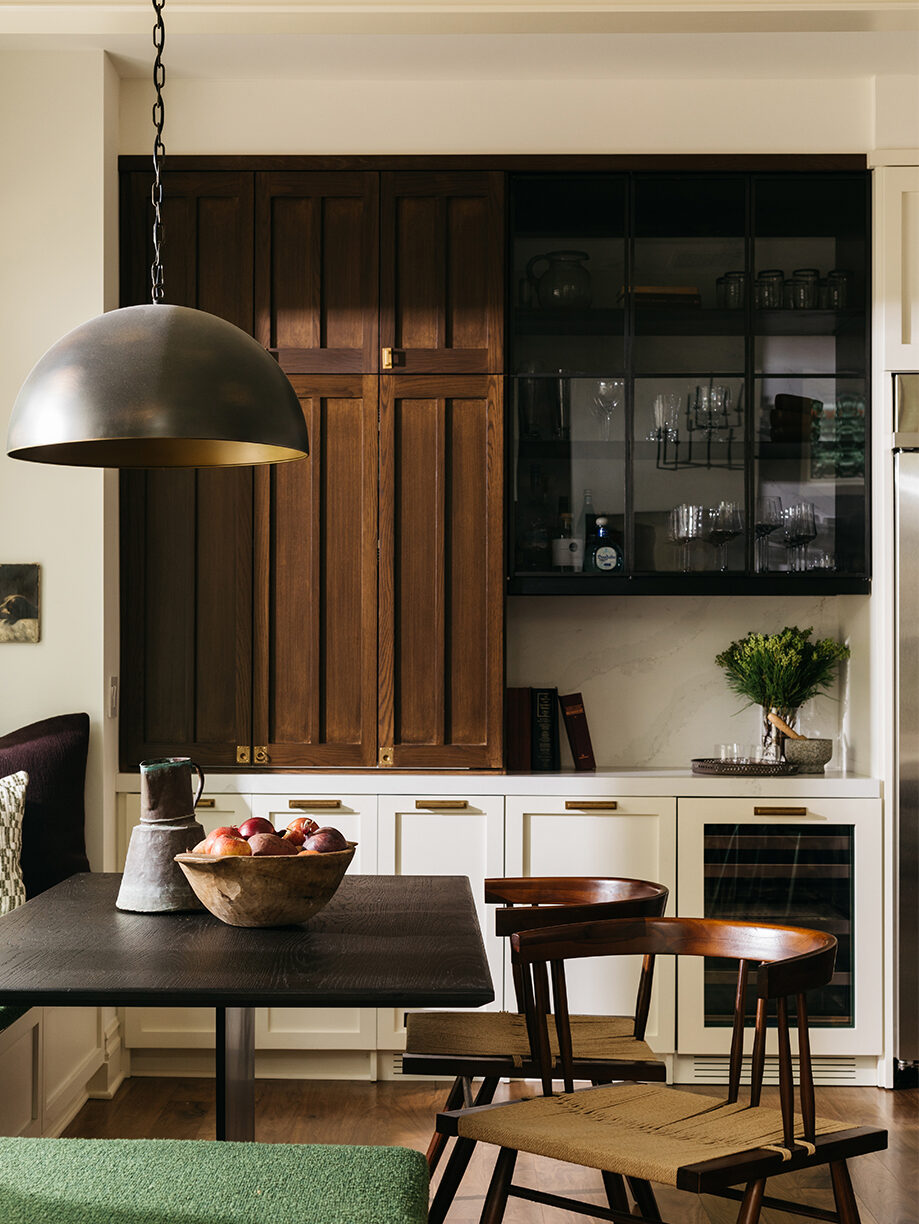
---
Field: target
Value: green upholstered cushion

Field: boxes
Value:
[0,1138,429,1224]
[0,1006,30,1033]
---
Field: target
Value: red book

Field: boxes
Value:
[559,692,596,771]
[504,687,532,772]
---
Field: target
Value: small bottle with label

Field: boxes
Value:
[585,516,623,573]
[551,497,584,573]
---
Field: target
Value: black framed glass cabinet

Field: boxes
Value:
[507,170,870,594]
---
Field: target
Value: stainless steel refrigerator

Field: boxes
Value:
[894,372,919,1074]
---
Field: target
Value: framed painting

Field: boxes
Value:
[0,564,40,643]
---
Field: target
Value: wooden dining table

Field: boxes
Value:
[0,872,494,1140]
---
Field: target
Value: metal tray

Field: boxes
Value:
[691,758,799,777]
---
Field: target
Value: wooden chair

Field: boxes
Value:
[437,916,888,1224]
[402,876,669,1223]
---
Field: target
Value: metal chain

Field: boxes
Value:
[150,0,166,303]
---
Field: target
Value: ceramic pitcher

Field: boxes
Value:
[116,757,207,913]
[526,250,592,309]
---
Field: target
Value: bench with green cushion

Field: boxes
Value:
[0,1006,30,1033]
[0,1137,429,1223]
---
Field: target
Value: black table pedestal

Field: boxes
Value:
[216,1006,255,1141]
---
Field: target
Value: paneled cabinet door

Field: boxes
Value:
[378,375,503,769]
[878,165,919,370]
[252,376,378,768]
[376,795,504,1048]
[380,171,504,373]
[255,171,379,373]
[505,796,677,1054]
[119,171,257,770]
[250,793,378,1051]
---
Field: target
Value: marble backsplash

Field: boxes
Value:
[506,594,871,773]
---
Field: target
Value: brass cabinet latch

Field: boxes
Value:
[254,745,270,765]
[381,348,404,370]
[236,745,251,765]
[379,746,394,766]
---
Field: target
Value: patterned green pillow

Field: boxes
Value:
[0,772,27,915]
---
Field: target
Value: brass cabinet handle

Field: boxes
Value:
[196,798,216,809]
[289,798,342,810]
[753,806,808,816]
[236,745,251,765]
[381,347,404,369]
[382,347,394,369]
[565,800,618,811]
[253,745,270,765]
[415,800,469,810]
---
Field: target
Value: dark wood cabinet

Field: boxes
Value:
[379,375,504,769]
[119,166,504,772]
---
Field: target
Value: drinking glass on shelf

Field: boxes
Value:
[591,378,624,442]
[783,502,817,572]
[669,503,704,573]
[706,501,744,572]
[650,392,681,440]
[754,496,783,573]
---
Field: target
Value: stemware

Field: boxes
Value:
[650,392,681,441]
[669,504,704,573]
[591,378,623,442]
[754,495,783,573]
[706,501,744,572]
[783,502,817,572]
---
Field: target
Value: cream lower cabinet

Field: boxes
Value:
[504,795,677,1055]
[120,791,379,1060]
[376,794,505,1049]
[878,165,919,371]
[676,797,883,1073]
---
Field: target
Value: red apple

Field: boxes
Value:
[209,833,251,856]
[247,832,298,856]
[191,838,211,854]
[301,827,348,854]
[286,815,320,840]
[281,825,309,848]
[237,816,277,840]
[297,848,321,856]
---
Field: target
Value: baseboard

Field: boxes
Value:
[673,1053,881,1087]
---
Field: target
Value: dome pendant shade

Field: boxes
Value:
[7,303,309,467]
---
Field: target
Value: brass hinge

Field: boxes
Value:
[254,745,270,765]
[236,745,251,765]
[379,746,394,767]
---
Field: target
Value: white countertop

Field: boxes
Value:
[116,769,881,799]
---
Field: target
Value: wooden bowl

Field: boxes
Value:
[174,843,356,927]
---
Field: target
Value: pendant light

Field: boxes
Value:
[6,0,308,468]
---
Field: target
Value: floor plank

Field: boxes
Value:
[64,1077,917,1223]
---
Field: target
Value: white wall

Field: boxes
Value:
[0,51,118,870]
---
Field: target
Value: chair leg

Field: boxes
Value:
[426,1076,466,1173]
[478,1147,518,1224]
[626,1177,662,1220]
[428,1078,501,1224]
[735,1178,766,1224]
[830,1161,862,1224]
[601,1171,630,1213]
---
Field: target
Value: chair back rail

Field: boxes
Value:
[512,916,837,1143]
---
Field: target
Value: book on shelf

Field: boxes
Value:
[504,687,532,773]
[531,687,560,772]
[559,692,597,771]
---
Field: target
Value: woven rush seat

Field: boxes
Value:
[454,1081,850,1187]
[406,1010,657,1065]
[0,1137,429,1224]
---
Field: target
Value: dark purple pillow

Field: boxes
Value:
[0,713,90,898]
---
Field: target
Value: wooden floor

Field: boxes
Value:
[64,1077,917,1223]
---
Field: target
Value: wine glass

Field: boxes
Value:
[706,501,744,572]
[669,503,703,572]
[783,502,817,572]
[754,496,783,573]
[591,378,623,442]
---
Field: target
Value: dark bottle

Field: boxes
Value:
[516,464,551,571]
[585,516,624,573]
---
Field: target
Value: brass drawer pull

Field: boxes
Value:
[753,806,808,816]
[565,800,618,811]
[415,800,469,810]
[289,799,342,810]
[196,798,216,809]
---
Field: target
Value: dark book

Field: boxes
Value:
[559,692,597,771]
[504,687,532,772]
[531,687,560,772]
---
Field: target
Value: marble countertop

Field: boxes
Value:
[115,769,881,799]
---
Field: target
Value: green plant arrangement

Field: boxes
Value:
[715,625,850,756]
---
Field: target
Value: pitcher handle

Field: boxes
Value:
[190,760,205,810]
[525,254,549,287]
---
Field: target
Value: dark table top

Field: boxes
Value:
[0,873,494,1009]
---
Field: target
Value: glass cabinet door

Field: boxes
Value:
[507,169,870,594]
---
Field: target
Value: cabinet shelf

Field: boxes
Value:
[514,307,624,336]
[508,573,870,596]
[754,308,863,336]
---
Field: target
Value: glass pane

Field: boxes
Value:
[511,175,626,376]
[754,376,867,575]
[703,823,854,1028]
[511,376,626,578]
